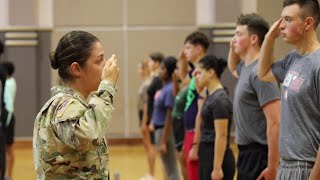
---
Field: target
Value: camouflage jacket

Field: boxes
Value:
[33,81,115,180]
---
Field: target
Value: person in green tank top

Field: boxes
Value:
[172,62,189,180]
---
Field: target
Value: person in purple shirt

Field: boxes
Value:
[150,56,180,180]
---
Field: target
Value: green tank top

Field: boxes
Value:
[172,87,188,119]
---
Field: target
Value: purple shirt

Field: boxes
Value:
[152,82,175,127]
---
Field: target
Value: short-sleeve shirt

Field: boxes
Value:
[152,82,175,127]
[200,89,232,145]
[272,49,320,162]
[234,60,280,145]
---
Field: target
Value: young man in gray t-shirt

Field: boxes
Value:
[259,0,320,179]
[228,13,281,180]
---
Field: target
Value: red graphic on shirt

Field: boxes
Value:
[283,70,305,98]
[290,76,304,92]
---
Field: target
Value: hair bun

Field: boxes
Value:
[49,52,59,69]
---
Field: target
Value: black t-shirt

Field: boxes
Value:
[147,76,162,122]
[200,89,232,144]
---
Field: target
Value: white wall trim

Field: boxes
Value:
[0,0,9,27]
[38,0,53,27]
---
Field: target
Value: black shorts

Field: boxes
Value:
[5,114,15,145]
[237,143,268,180]
[198,142,235,180]
[172,116,184,151]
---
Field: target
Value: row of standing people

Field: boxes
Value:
[137,32,237,180]
[137,0,320,179]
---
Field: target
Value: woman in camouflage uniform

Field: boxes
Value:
[33,31,119,180]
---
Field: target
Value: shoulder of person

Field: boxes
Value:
[53,96,86,123]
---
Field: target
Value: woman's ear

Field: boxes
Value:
[70,62,82,78]
[209,68,216,78]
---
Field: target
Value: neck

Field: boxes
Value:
[161,78,171,85]
[240,47,259,65]
[295,31,320,54]
[191,53,206,65]
[68,80,89,99]
[207,79,223,95]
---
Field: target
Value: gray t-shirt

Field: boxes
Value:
[272,49,320,162]
[234,60,280,145]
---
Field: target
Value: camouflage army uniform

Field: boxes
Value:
[33,81,115,180]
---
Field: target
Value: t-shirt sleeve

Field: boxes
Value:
[212,97,231,120]
[271,51,295,83]
[251,73,280,107]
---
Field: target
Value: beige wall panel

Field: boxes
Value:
[127,0,196,25]
[127,29,195,135]
[9,0,38,25]
[257,1,292,60]
[51,30,125,136]
[257,0,283,23]
[54,0,123,26]
[215,0,241,23]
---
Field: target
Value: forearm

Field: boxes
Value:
[173,78,180,96]
[180,58,188,79]
[193,99,204,145]
[194,114,201,144]
[309,147,320,180]
[56,82,116,150]
[227,48,240,75]
[258,34,276,80]
[161,109,172,144]
[214,134,227,170]
[142,103,149,125]
[263,100,281,170]
[266,120,280,169]
[86,81,116,134]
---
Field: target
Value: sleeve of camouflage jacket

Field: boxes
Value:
[52,81,115,151]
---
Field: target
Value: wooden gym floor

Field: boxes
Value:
[11,141,238,180]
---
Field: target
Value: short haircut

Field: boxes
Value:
[283,0,320,29]
[184,31,210,51]
[237,13,270,47]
